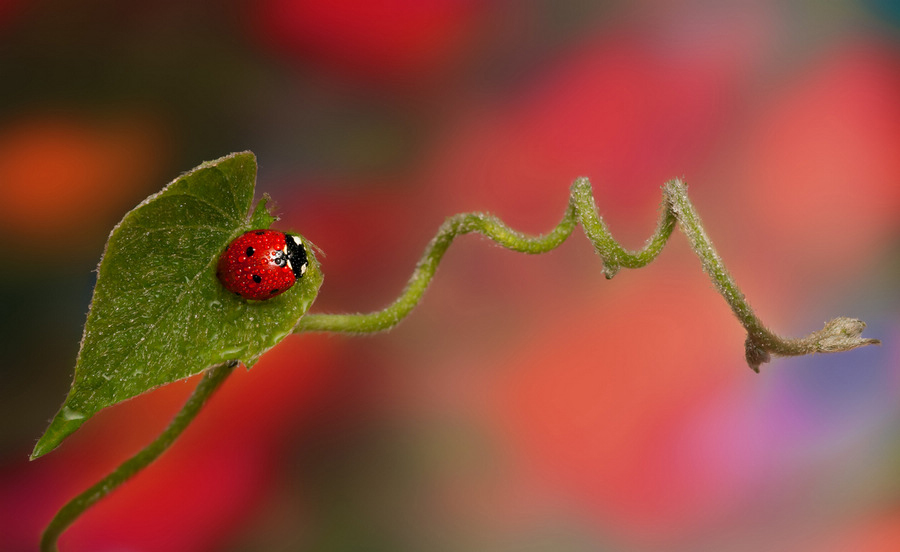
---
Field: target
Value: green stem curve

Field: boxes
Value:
[41,177,880,551]
[40,361,237,552]
[295,178,879,371]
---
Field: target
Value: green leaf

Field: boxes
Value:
[32,152,323,459]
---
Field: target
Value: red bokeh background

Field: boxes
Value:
[1,1,899,551]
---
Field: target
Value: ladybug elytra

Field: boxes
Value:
[216,230,308,300]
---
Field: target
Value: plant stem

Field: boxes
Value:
[295,178,878,370]
[40,361,237,552]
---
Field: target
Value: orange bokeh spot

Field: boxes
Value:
[491,270,743,541]
[0,113,169,254]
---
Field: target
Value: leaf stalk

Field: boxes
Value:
[40,361,237,552]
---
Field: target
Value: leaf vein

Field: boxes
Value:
[166,191,238,223]
[105,241,227,393]
[127,223,231,233]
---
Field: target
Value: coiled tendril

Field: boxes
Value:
[296,177,879,372]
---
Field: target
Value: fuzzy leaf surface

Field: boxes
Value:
[33,152,323,458]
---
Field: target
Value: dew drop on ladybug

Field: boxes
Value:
[216,230,309,300]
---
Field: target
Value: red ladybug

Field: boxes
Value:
[216,230,309,300]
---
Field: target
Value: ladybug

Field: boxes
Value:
[216,230,309,300]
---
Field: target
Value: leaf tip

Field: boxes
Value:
[31,406,89,460]
[249,193,278,228]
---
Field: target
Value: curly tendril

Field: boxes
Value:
[295,178,879,372]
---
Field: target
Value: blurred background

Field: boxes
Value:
[1,1,899,550]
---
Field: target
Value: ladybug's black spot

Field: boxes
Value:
[252,274,262,284]
[255,231,265,235]
[270,288,279,294]
[246,246,255,257]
